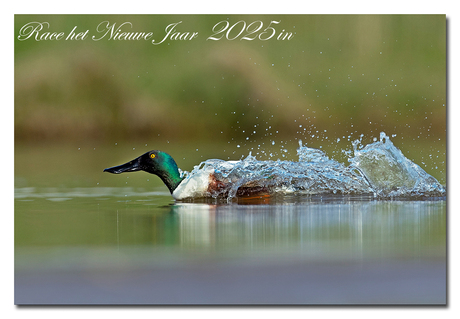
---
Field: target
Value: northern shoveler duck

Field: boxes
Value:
[103,150,269,200]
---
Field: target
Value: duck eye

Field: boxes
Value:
[150,154,156,159]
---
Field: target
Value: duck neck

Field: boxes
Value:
[158,169,183,194]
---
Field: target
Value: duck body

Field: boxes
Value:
[171,166,214,200]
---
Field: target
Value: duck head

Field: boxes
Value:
[103,150,183,194]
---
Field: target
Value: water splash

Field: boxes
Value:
[348,132,445,197]
[180,132,445,200]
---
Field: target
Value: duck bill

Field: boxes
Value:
[103,158,141,174]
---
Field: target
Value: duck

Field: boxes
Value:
[103,150,269,200]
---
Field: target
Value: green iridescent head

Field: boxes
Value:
[103,150,183,193]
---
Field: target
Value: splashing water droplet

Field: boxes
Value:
[175,132,445,200]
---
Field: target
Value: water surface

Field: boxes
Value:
[15,187,446,304]
[14,138,446,304]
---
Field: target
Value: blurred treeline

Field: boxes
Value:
[14,15,446,144]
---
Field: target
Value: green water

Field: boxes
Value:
[14,143,446,304]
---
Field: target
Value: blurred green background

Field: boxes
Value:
[14,15,446,183]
